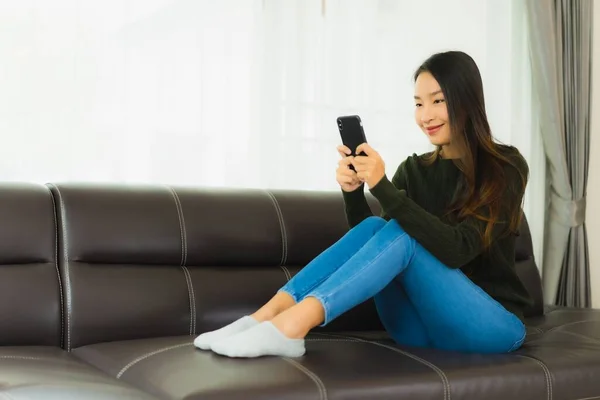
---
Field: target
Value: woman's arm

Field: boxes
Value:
[368,160,526,268]
[342,162,407,228]
[341,185,372,228]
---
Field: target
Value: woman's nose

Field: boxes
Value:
[421,114,434,124]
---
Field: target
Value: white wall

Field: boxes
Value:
[588,2,600,308]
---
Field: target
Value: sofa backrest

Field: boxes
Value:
[44,184,544,349]
[48,185,389,350]
[0,183,62,346]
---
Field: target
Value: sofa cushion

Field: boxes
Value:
[0,183,62,346]
[73,305,600,400]
[0,347,157,399]
[73,334,454,400]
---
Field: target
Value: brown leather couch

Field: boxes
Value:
[1,182,599,400]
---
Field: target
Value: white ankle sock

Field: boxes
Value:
[210,321,306,358]
[194,316,258,350]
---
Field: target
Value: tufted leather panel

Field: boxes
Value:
[48,183,206,349]
[0,183,62,346]
[174,188,283,266]
[0,346,158,399]
[48,184,183,266]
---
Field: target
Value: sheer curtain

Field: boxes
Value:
[0,0,544,262]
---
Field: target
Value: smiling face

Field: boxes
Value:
[413,71,453,151]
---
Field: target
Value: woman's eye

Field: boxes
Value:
[434,99,445,104]
[415,103,422,108]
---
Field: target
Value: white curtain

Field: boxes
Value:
[0,0,545,263]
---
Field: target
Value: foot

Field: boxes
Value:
[210,321,306,358]
[193,316,258,350]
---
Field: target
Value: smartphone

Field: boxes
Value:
[337,115,367,170]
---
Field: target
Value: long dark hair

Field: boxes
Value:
[414,51,527,249]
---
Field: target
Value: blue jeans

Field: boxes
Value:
[279,216,526,353]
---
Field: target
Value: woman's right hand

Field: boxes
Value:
[336,145,362,192]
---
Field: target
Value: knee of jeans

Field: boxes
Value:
[361,216,387,231]
[507,323,527,352]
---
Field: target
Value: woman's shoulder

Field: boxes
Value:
[494,144,529,198]
[403,151,435,167]
[393,152,429,175]
[496,144,529,176]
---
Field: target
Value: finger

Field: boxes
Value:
[339,167,357,177]
[356,143,375,156]
[337,174,354,184]
[356,171,369,181]
[352,156,369,165]
[353,163,367,173]
[337,145,352,157]
[338,156,354,166]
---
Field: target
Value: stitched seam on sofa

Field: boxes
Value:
[282,357,327,400]
[280,265,292,281]
[315,332,451,400]
[49,191,65,349]
[169,186,195,335]
[265,191,288,266]
[546,319,600,333]
[182,266,196,335]
[313,332,450,400]
[49,185,72,352]
[0,356,48,361]
[514,355,552,400]
[116,343,191,379]
[169,187,188,266]
[168,186,186,267]
[555,329,600,345]
[181,267,193,335]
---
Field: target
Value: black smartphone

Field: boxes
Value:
[337,115,367,170]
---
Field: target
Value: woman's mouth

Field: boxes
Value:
[425,124,443,135]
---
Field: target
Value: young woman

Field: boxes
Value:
[194,50,532,358]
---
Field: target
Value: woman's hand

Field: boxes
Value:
[336,145,362,192]
[352,143,386,189]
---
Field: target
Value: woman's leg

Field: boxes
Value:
[397,242,526,353]
[211,218,414,357]
[275,216,389,307]
[211,218,524,357]
[194,216,387,350]
[373,278,431,348]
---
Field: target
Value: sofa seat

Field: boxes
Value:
[0,346,157,399]
[71,306,600,400]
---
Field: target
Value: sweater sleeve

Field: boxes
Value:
[342,162,408,228]
[341,185,372,228]
[368,159,526,268]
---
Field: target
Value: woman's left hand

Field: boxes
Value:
[352,143,386,189]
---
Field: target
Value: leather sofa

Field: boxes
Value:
[1,182,599,400]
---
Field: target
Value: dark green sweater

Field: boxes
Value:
[342,145,533,322]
